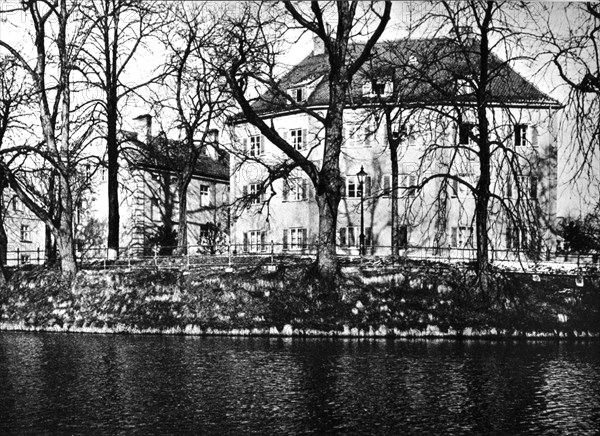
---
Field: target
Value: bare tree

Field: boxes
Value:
[77,0,164,259]
[152,2,230,254]
[537,3,599,182]
[0,0,94,276]
[218,1,391,286]
[0,56,33,282]
[400,1,559,293]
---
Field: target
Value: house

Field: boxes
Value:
[228,36,560,258]
[77,115,230,259]
[1,190,46,266]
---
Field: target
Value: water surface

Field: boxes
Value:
[1,333,599,434]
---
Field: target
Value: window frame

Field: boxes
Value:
[199,184,210,207]
[20,224,31,243]
[515,124,528,147]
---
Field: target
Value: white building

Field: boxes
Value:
[229,37,560,259]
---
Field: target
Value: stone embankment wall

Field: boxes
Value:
[0,261,598,338]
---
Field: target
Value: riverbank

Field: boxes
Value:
[1,259,599,338]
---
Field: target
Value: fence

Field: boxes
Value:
[7,243,599,270]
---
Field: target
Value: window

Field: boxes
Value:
[242,184,263,204]
[243,230,266,252]
[363,80,392,97]
[244,134,264,157]
[507,226,527,250]
[290,128,307,151]
[392,124,407,140]
[456,78,473,95]
[399,225,409,247]
[515,124,527,146]
[283,177,309,201]
[343,175,371,198]
[506,175,537,199]
[283,228,308,250]
[362,82,372,96]
[200,185,210,206]
[450,226,473,248]
[289,87,306,103]
[400,174,417,198]
[20,224,31,242]
[13,197,23,212]
[450,176,470,198]
[339,226,372,248]
[459,122,476,145]
[249,135,263,156]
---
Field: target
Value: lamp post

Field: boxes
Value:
[357,166,367,256]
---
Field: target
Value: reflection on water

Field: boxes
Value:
[0,334,599,435]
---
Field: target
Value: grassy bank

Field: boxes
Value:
[1,260,599,338]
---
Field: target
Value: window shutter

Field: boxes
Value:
[283,229,288,250]
[260,135,265,154]
[366,227,373,248]
[362,82,372,96]
[340,227,347,247]
[383,175,391,196]
[282,179,289,201]
[530,176,538,198]
[243,232,248,252]
[307,183,314,201]
[242,138,248,154]
[451,227,457,247]
[531,126,539,147]
[242,185,248,198]
[301,179,308,200]
[282,130,288,142]
[302,228,308,249]
[341,176,346,197]
[365,176,372,197]
[302,128,307,150]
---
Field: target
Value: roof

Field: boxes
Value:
[123,132,229,182]
[248,37,559,117]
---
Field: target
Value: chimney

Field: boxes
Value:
[455,25,473,39]
[313,34,325,55]
[133,114,152,144]
[313,23,332,55]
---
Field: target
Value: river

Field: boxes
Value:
[0,333,599,434]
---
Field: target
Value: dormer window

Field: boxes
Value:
[362,80,392,97]
[456,78,473,96]
[289,87,306,103]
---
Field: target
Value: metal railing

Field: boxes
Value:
[6,243,600,270]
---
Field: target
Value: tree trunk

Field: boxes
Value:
[176,176,191,255]
[0,211,7,285]
[390,141,400,256]
[106,92,119,260]
[315,184,341,288]
[56,211,77,277]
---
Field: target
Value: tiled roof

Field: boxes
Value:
[249,37,559,116]
[124,132,229,182]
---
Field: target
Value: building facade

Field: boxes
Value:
[229,38,560,259]
[76,115,230,259]
[1,191,46,266]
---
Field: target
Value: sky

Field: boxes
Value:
[1,1,597,218]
